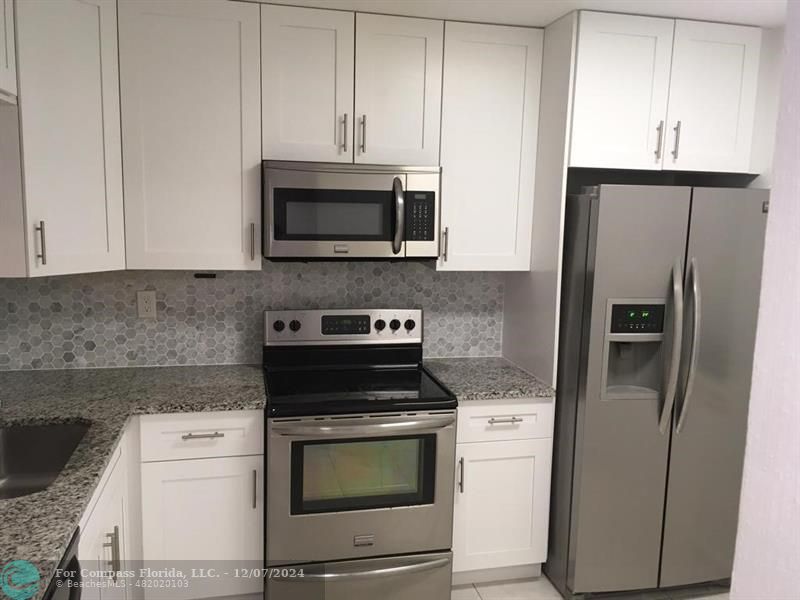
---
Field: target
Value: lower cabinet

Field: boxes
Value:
[452,399,554,578]
[139,411,264,600]
[79,447,130,600]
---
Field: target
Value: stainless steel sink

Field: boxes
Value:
[0,422,90,499]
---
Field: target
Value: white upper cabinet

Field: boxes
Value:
[570,12,674,170]
[119,0,261,271]
[14,0,125,276]
[355,14,443,165]
[569,11,761,173]
[664,20,761,172]
[261,5,354,163]
[0,0,16,98]
[438,22,542,271]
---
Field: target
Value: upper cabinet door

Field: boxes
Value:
[262,5,354,162]
[119,0,261,271]
[0,0,16,97]
[354,14,443,165]
[16,0,125,276]
[664,21,761,172]
[570,12,674,170]
[439,22,542,271]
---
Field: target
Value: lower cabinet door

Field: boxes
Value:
[452,438,553,572]
[141,455,264,599]
[79,451,128,600]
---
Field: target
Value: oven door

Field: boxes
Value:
[267,411,456,564]
[266,551,452,600]
[265,166,407,258]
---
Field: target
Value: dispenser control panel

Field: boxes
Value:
[610,304,665,333]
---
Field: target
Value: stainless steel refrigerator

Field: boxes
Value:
[545,185,768,596]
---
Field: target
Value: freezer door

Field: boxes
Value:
[660,188,768,587]
[569,185,691,593]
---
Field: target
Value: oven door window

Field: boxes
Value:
[274,188,394,241]
[290,435,436,515]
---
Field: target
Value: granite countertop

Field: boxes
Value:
[0,365,266,597]
[425,357,554,401]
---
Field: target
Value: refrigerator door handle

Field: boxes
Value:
[660,259,684,434]
[676,258,701,433]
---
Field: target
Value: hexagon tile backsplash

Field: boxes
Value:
[0,262,504,371]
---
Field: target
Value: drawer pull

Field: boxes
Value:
[181,431,225,441]
[487,417,523,425]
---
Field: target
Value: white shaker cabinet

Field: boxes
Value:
[569,12,761,173]
[0,0,16,98]
[664,21,761,172]
[452,400,554,575]
[354,14,443,165]
[3,0,126,277]
[569,12,674,170]
[79,447,130,600]
[141,456,264,599]
[261,5,354,162]
[438,22,542,271]
[119,0,261,271]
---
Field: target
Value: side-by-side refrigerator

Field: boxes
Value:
[545,185,768,596]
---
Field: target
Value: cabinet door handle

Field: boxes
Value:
[250,222,256,261]
[252,469,258,509]
[671,120,682,159]
[457,457,464,493]
[654,120,664,160]
[441,227,449,262]
[103,525,120,582]
[342,113,348,152]
[181,431,224,441]
[360,114,366,154]
[488,416,523,425]
[35,220,47,265]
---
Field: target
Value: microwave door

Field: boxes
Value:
[265,168,405,258]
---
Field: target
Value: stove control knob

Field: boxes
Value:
[374,319,386,331]
[404,319,416,331]
[389,319,401,331]
[272,320,285,332]
[289,320,302,332]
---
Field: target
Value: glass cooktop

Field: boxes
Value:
[264,366,457,417]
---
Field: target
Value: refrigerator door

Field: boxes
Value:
[660,188,768,587]
[569,185,691,593]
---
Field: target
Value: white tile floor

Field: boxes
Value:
[451,578,731,600]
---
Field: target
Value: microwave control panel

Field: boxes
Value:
[405,191,435,241]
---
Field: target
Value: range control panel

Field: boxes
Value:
[405,191,435,241]
[265,309,422,345]
[610,304,665,333]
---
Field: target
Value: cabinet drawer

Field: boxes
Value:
[457,399,554,443]
[140,410,263,462]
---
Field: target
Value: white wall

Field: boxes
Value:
[730,2,800,599]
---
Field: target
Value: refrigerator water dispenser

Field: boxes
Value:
[601,300,667,401]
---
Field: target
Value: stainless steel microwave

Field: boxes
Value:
[263,161,441,259]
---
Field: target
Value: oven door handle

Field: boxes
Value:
[271,414,455,437]
[270,555,451,582]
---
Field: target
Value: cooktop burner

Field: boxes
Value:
[262,309,457,417]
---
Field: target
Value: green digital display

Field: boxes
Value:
[612,304,665,333]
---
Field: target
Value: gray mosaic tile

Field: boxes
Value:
[0,262,504,370]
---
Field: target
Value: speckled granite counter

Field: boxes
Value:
[0,365,266,598]
[425,357,554,401]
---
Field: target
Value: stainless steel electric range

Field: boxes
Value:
[263,308,457,600]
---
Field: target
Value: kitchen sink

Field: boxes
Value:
[0,422,90,499]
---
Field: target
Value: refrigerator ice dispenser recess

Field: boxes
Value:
[601,300,667,401]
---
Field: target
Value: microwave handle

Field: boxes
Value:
[392,177,404,255]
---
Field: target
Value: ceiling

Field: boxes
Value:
[263,0,787,28]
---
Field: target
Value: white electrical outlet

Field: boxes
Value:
[137,290,157,319]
